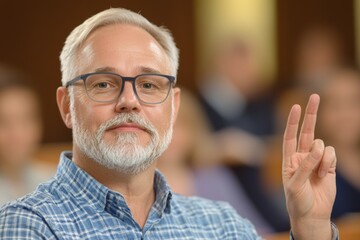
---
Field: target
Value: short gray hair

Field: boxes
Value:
[60,8,179,86]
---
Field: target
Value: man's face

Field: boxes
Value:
[67,24,179,174]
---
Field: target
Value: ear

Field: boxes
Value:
[56,87,73,129]
[171,87,181,123]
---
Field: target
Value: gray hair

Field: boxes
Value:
[59,8,179,86]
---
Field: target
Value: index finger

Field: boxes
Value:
[298,94,320,153]
[283,104,301,166]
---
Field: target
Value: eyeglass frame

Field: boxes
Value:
[65,72,176,104]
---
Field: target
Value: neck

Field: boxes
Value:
[72,146,156,228]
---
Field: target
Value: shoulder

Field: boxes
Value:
[171,194,260,238]
[0,194,56,239]
[0,177,64,225]
[0,179,64,238]
[1,177,62,212]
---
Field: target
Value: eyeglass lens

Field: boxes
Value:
[84,73,171,103]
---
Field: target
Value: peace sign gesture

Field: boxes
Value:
[283,94,337,240]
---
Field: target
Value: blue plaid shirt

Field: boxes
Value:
[0,151,261,239]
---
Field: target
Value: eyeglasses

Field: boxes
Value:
[66,72,176,104]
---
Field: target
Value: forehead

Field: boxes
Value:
[77,23,171,75]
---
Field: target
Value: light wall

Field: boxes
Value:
[195,0,277,81]
[355,1,360,67]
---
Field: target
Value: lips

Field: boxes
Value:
[107,122,144,131]
[100,113,155,136]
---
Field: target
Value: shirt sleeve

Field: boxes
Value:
[0,205,57,239]
[290,222,339,240]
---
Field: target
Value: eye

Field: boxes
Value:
[95,82,110,89]
[136,75,169,93]
[87,76,120,90]
[142,82,155,89]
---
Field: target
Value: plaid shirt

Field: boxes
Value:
[0,151,261,239]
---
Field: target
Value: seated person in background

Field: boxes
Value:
[0,66,51,206]
[157,89,273,234]
[291,25,346,94]
[197,34,287,231]
[157,88,219,196]
[317,68,360,219]
[198,35,276,137]
[0,8,338,239]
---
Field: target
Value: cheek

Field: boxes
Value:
[73,98,112,133]
[144,103,173,135]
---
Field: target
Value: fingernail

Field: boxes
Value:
[319,170,326,178]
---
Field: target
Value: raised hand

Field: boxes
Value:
[282,94,337,240]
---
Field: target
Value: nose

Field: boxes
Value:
[114,81,141,113]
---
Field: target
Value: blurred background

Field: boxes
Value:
[0,0,359,239]
[0,0,358,143]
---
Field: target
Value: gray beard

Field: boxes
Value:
[71,107,173,175]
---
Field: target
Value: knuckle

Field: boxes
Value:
[299,158,313,172]
[314,138,325,148]
[299,152,320,172]
[311,147,323,160]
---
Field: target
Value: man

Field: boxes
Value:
[0,8,337,239]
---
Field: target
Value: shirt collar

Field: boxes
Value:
[152,170,173,215]
[55,151,172,217]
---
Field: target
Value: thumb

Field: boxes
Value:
[291,139,325,188]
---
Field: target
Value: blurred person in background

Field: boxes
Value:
[292,25,346,94]
[197,35,287,231]
[157,89,218,196]
[0,65,51,206]
[274,26,347,127]
[274,25,346,130]
[317,69,360,219]
[199,34,275,138]
[157,89,273,234]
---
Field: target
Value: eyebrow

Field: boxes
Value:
[94,67,116,73]
[93,66,162,75]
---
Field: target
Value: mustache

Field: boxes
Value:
[97,113,157,137]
